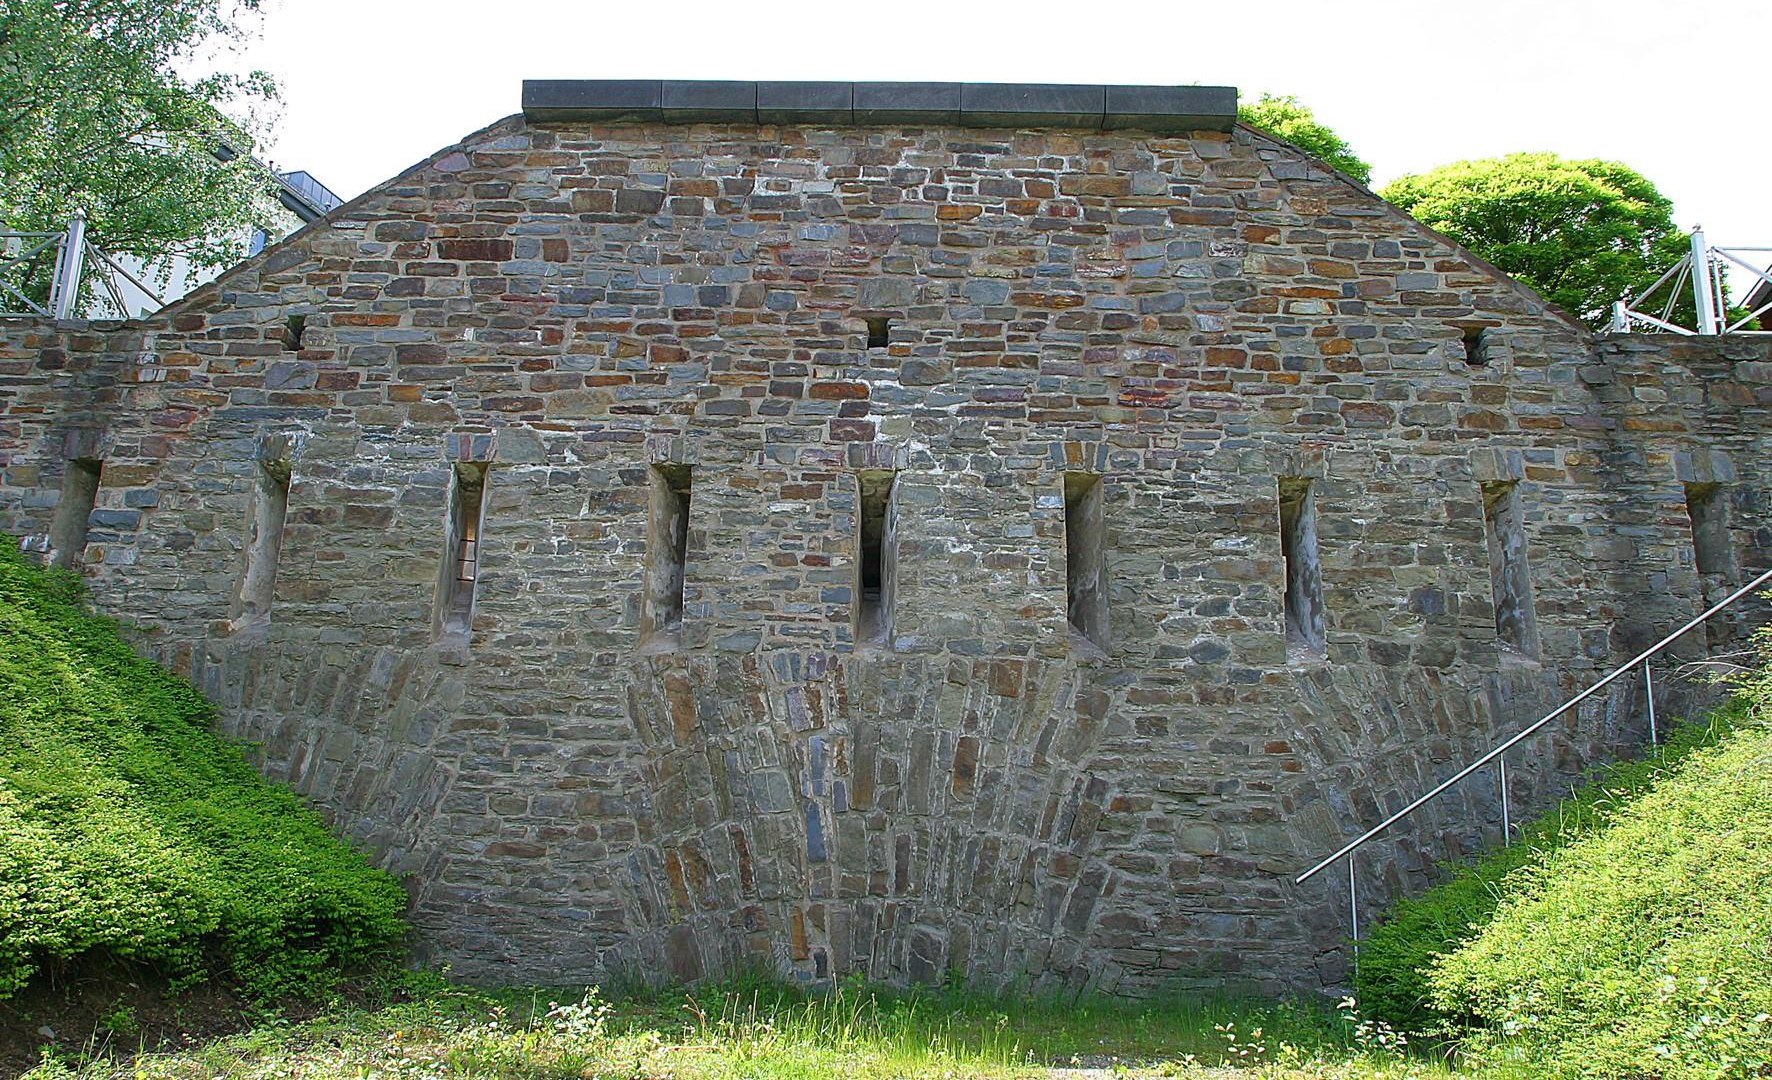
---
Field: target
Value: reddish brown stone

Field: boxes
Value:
[808,381,868,400]
[827,419,875,441]
[438,239,514,262]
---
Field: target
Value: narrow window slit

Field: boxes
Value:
[1684,483,1733,577]
[855,471,897,643]
[643,464,692,646]
[1481,480,1540,659]
[284,314,307,352]
[865,317,891,350]
[234,460,291,624]
[1278,478,1326,657]
[437,463,488,639]
[49,458,102,569]
[1461,326,1489,366]
[1063,472,1108,651]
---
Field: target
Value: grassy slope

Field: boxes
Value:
[1355,704,1745,1034]
[0,541,406,1001]
[1429,692,1772,1078]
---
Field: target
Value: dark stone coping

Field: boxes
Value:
[522,80,1237,132]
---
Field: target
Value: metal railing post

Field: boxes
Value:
[1498,755,1511,837]
[50,209,87,320]
[1645,661,1657,745]
[1347,856,1359,975]
[1691,228,1719,335]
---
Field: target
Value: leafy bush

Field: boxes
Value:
[1354,704,1742,1034]
[0,540,407,1000]
[1427,641,1772,1078]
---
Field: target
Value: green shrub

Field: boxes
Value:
[1427,643,1772,1078]
[0,540,407,1000]
[1355,694,1743,1034]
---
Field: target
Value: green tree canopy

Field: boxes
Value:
[1237,94,1372,185]
[0,0,284,301]
[1381,153,1689,328]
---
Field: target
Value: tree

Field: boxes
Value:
[1238,94,1372,186]
[0,0,283,307]
[1380,153,1691,329]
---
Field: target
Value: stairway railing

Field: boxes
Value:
[1296,566,1772,944]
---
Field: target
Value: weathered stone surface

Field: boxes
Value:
[0,108,1766,999]
[522,81,1239,133]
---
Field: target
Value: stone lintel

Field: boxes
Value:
[522,80,1238,132]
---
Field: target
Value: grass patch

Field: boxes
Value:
[0,539,407,1003]
[1356,693,1746,1035]
[21,973,1444,1079]
[1427,648,1772,1079]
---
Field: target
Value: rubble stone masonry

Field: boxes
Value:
[2,96,1768,993]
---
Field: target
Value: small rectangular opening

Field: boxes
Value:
[865,317,891,350]
[1063,472,1108,651]
[855,471,897,643]
[643,464,692,646]
[1278,478,1326,657]
[233,461,291,624]
[1684,483,1733,577]
[49,458,102,568]
[1481,480,1540,659]
[437,463,488,639]
[1461,326,1488,366]
[284,314,307,352]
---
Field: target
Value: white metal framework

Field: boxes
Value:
[0,209,165,320]
[1609,228,1772,336]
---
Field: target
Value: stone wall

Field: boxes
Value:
[2,111,1768,994]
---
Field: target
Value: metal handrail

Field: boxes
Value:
[1297,566,1772,901]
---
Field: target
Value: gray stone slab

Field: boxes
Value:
[521,80,663,122]
[758,81,854,125]
[853,82,962,126]
[960,83,1106,129]
[662,80,758,123]
[1104,85,1238,133]
[521,80,1238,132]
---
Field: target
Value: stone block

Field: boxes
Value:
[1103,85,1237,133]
[520,79,663,122]
[438,239,514,262]
[615,188,666,215]
[662,81,757,123]
[1674,447,1736,484]
[857,277,916,311]
[758,82,853,125]
[960,83,1105,129]
[853,82,962,126]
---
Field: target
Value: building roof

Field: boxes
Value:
[275,170,343,221]
[521,80,1238,132]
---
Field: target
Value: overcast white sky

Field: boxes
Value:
[238,0,1769,273]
